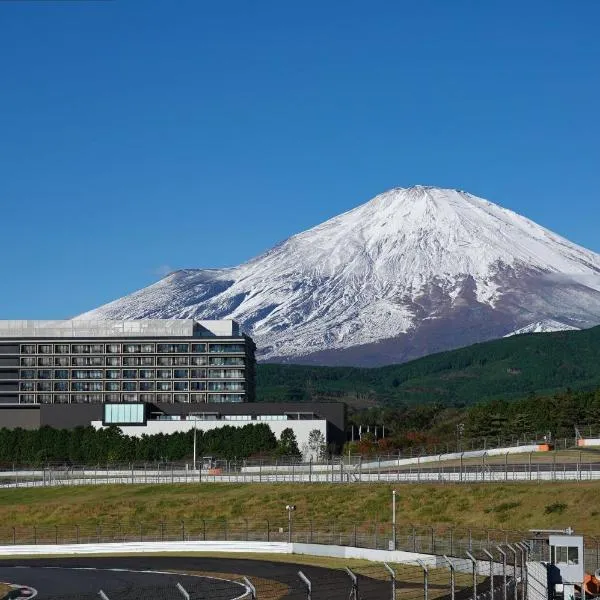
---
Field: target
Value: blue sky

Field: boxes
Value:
[1,1,599,318]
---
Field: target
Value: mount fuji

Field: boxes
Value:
[78,186,600,366]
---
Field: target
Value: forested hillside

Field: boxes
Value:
[257,326,600,407]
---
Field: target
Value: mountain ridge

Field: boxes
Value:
[78,185,600,366]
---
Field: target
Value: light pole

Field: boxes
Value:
[192,417,198,471]
[392,489,397,550]
[286,505,296,543]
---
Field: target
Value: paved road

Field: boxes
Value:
[0,556,386,600]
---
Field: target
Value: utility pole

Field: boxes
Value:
[392,489,397,550]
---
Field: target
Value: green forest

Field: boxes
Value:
[257,325,600,407]
[0,423,302,466]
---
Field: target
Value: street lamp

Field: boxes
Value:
[286,504,296,543]
[392,490,397,550]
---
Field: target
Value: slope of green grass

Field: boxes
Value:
[1,482,600,534]
[257,326,600,406]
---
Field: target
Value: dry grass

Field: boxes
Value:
[0,481,599,533]
[0,583,14,598]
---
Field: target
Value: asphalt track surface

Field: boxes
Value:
[0,556,381,600]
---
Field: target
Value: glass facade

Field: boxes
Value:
[4,333,253,405]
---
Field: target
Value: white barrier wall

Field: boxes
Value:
[242,444,546,473]
[578,438,600,447]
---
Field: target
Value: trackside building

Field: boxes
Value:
[0,319,346,451]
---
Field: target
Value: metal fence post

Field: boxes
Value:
[417,560,429,600]
[497,546,507,600]
[384,563,396,600]
[506,544,518,600]
[443,555,456,600]
[515,542,527,600]
[299,570,312,600]
[466,551,477,600]
[243,577,257,600]
[345,567,358,600]
[176,582,190,599]
[482,549,494,600]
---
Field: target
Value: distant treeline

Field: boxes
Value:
[0,423,296,465]
[345,387,600,455]
[257,325,600,407]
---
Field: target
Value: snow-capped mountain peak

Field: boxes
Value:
[77,186,600,366]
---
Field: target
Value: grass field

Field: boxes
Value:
[0,481,599,533]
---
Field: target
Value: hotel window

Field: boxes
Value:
[123,356,141,366]
[140,393,155,402]
[207,393,244,403]
[21,369,36,379]
[91,344,103,353]
[106,356,120,366]
[157,357,174,366]
[209,356,244,366]
[157,369,172,379]
[209,343,245,353]
[191,356,208,366]
[123,381,138,391]
[140,356,154,366]
[38,369,52,379]
[72,344,89,354]
[38,394,53,403]
[174,369,188,379]
[54,356,69,367]
[106,344,120,353]
[139,369,154,379]
[21,345,36,354]
[157,381,172,391]
[20,382,34,391]
[191,369,206,379]
[20,394,37,404]
[140,381,155,391]
[190,393,206,403]
[105,381,120,392]
[123,344,140,353]
[208,369,226,379]
[106,369,120,379]
[191,381,206,391]
[20,357,36,366]
[224,369,245,379]
[55,369,69,379]
[173,393,189,403]
[191,343,206,353]
[104,393,120,402]
[141,343,154,353]
[174,381,189,391]
[173,356,188,366]
[89,369,102,379]
[38,344,52,354]
[54,344,70,354]
[37,382,51,392]
[123,369,138,379]
[53,382,68,392]
[54,394,69,403]
[156,393,172,402]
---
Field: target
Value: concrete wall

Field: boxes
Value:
[0,406,40,430]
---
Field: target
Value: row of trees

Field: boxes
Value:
[0,424,303,466]
[346,387,600,455]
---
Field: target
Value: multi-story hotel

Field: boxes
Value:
[0,319,255,406]
[0,319,346,450]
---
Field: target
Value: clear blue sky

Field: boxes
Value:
[1,1,599,318]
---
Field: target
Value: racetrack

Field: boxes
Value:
[0,556,378,600]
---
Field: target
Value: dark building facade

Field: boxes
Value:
[0,319,255,407]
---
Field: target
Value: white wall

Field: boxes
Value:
[92,419,327,458]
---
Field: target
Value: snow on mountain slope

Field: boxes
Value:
[77,186,600,365]
[504,319,580,337]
